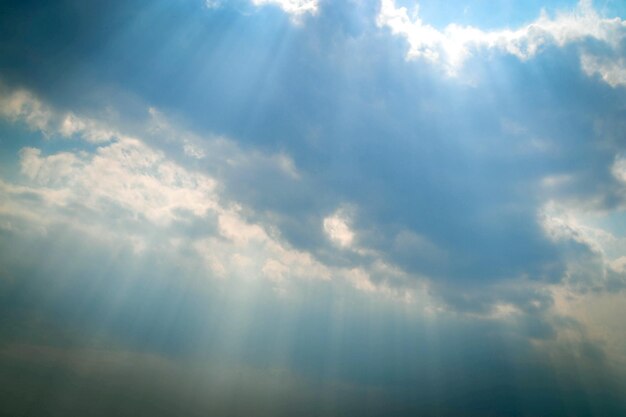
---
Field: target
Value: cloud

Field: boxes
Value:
[0,86,419,301]
[1,3,626,410]
[540,200,626,293]
[0,87,117,142]
[323,209,354,248]
[613,154,626,182]
[581,54,626,87]
[204,0,222,9]
[0,88,54,134]
[0,0,623,354]
[19,138,217,224]
[377,0,626,79]
[252,0,318,20]
[0,0,614,318]
[0,84,602,342]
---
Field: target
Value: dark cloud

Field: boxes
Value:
[1,222,625,417]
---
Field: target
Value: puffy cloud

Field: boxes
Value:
[540,200,626,294]
[581,54,626,87]
[0,87,420,301]
[0,87,117,142]
[323,209,354,248]
[0,89,54,133]
[377,0,626,79]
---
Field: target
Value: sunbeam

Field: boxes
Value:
[1,1,626,416]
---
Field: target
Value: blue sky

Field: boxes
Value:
[1,1,626,416]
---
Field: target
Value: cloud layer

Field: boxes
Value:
[1,1,626,416]
[378,0,626,79]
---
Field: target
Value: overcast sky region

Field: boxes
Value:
[1,1,626,416]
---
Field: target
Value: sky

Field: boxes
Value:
[1,0,626,416]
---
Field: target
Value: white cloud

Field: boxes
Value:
[0,89,53,133]
[14,138,219,225]
[581,54,626,87]
[323,210,354,248]
[612,155,626,182]
[0,87,421,300]
[262,258,289,284]
[610,256,626,273]
[252,0,318,20]
[377,0,626,79]
[539,201,626,294]
[541,202,603,252]
[19,147,83,186]
[345,268,376,292]
[59,113,116,143]
[0,88,116,142]
[218,211,269,246]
